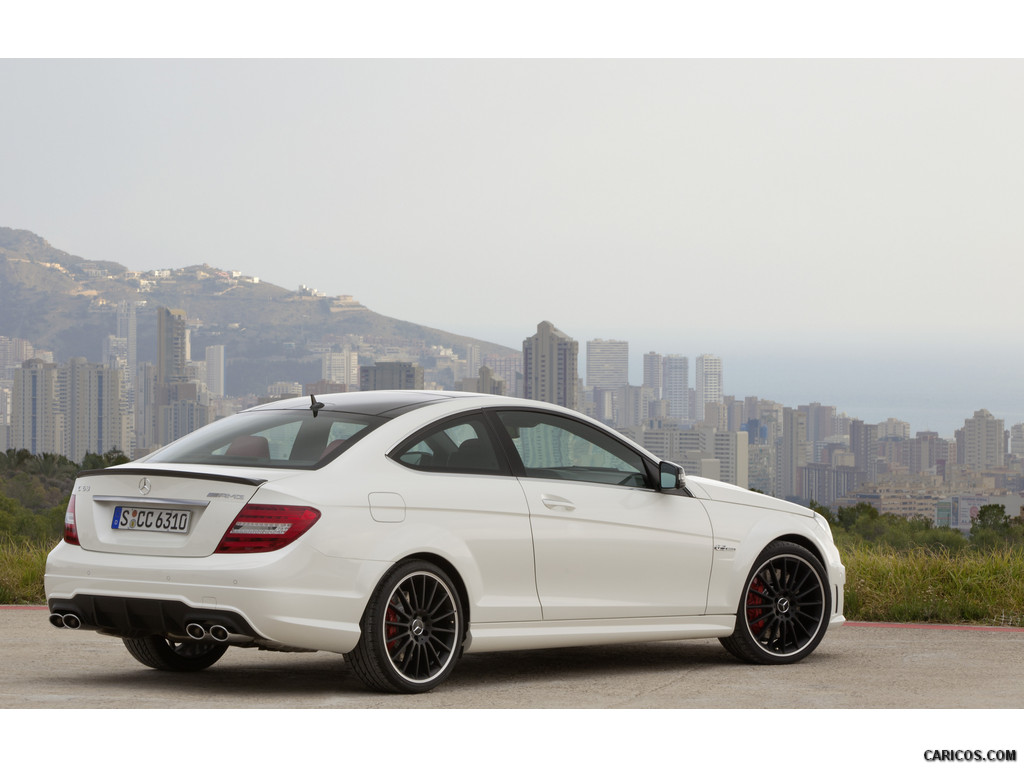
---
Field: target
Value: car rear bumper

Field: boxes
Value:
[44,541,391,654]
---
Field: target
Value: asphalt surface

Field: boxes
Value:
[3,607,1023,709]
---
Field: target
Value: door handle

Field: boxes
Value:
[541,494,576,512]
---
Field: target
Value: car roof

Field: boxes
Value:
[248,390,498,418]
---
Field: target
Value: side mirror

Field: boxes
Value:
[659,461,685,491]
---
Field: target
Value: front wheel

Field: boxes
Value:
[719,541,830,664]
[347,560,464,693]
[122,636,227,672]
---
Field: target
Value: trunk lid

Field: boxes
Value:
[71,463,299,557]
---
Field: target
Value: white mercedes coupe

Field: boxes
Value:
[46,391,845,693]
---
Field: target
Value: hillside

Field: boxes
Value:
[0,226,518,394]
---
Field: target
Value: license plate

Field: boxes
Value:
[112,506,191,534]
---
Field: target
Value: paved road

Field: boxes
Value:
[3,607,1023,709]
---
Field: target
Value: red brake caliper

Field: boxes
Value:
[386,605,400,651]
[747,576,767,635]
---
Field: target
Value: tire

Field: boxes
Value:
[347,560,464,693]
[122,636,228,672]
[720,541,831,665]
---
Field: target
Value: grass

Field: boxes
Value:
[5,536,1024,626]
[0,537,54,605]
[841,543,1024,626]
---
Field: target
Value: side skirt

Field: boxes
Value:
[464,615,736,654]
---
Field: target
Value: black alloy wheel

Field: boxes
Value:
[720,541,830,664]
[347,560,464,693]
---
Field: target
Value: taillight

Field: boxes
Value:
[63,495,80,546]
[215,504,321,553]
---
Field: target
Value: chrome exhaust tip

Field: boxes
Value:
[209,625,230,642]
[185,623,208,640]
[49,613,66,628]
[62,613,82,629]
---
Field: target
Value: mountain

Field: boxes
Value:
[0,226,517,394]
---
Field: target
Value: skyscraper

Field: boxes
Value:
[850,419,879,483]
[61,357,128,462]
[359,361,424,391]
[157,307,189,386]
[523,321,579,410]
[586,339,628,389]
[662,354,689,422]
[958,409,1006,470]
[781,407,808,500]
[154,307,209,449]
[642,352,664,399]
[695,353,722,422]
[322,347,359,388]
[116,300,138,389]
[11,359,61,456]
[205,345,226,397]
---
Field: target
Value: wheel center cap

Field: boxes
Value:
[411,618,426,637]
[776,597,791,614]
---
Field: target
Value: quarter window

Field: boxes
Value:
[393,416,506,474]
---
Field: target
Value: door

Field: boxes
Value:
[493,409,714,621]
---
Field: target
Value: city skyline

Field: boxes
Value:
[8,307,1023,523]
[2,294,1020,444]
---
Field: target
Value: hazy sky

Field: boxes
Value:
[3,58,1024,435]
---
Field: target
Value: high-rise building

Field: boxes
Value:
[642,352,664,399]
[800,403,838,446]
[322,347,359,388]
[695,354,722,422]
[157,307,189,386]
[204,345,226,398]
[1011,424,1024,457]
[459,366,506,396]
[116,300,138,389]
[523,321,579,411]
[153,308,209,450]
[360,361,424,391]
[957,409,1006,470]
[11,359,62,456]
[781,407,808,500]
[61,357,128,462]
[483,354,524,399]
[662,354,689,422]
[850,419,880,483]
[711,430,749,489]
[586,339,628,389]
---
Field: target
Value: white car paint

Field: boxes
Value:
[45,391,846,692]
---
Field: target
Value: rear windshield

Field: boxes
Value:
[141,409,385,469]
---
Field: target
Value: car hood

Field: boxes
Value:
[684,476,815,518]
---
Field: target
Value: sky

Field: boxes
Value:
[4,16,1024,437]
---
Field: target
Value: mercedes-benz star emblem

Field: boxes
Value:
[139,478,151,495]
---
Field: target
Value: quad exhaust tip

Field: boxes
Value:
[185,622,251,644]
[49,613,82,629]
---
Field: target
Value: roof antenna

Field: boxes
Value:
[309,394,324,417]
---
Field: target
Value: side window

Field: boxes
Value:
[392,415,506,475]
[495,410,652,488]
